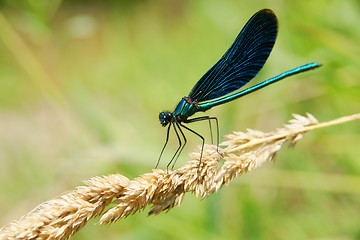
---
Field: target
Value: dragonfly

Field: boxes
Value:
[156,9,321,169]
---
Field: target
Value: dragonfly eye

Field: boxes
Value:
[159,112,173,127]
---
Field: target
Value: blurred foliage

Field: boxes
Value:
[0,0,359,239]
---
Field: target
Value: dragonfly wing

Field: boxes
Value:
[188,9,278,102]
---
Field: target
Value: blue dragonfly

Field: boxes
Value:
[157,9,321,169]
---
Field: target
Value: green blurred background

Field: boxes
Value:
[0,0,359,239]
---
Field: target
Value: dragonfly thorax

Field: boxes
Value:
[159,111,173,127]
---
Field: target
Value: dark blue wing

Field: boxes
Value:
[188,9,278,102]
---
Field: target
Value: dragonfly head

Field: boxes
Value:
[159,111,173,127]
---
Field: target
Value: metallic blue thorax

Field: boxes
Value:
[173,97,198,122]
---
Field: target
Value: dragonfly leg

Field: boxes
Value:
[166,121,183,171]
[208,118,213,145]
[156,123,171,169]
[178,122,205,169]
[171,121,187,169]
[184,116,220,154]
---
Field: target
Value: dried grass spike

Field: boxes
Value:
[0,113,359,239]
